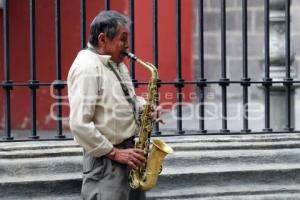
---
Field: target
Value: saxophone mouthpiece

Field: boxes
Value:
[123,51,137,61]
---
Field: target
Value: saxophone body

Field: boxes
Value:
[125,52,174,191]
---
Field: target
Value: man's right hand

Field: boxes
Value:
[106,148,146,170]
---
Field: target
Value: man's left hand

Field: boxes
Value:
[150,106,165,124]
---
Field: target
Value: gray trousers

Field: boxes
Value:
[81,139,146,200]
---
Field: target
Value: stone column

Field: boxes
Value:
[265,0,297,129]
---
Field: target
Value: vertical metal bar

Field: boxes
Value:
[129,0,137,87]
[264,0,270,78]
[80,0,86,49]
[29,0,39,139]
[2,0,13,140]
[152,0,158,67]
[284,85,292,130]
[263,0,272,132]
[220,0,229,133]
[3,0,9,81]
[198,0,204,80]
[175,0,184,134]
[221,0,227,78]
[30,0,36,81]
[284,0,293,131]
[197,0,207,133]
[55,0,61,81]
[152,0,161,135]
[105,0,110,10]
[54,0,65,138]
[242,0,248,79]
[241,0,251,133]
[285,0,291,79]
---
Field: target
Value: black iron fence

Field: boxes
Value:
[1,0,299,141]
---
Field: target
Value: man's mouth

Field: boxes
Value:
[121,51,128,57]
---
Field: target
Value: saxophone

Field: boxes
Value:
[124,52,174,191]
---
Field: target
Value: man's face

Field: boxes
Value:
[103,25,129,64]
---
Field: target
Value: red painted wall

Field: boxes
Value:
[0,0,192,129]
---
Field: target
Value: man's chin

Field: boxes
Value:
[119,54,127,62]
[110,55,124,64]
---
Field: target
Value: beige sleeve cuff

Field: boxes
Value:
[87,139,114,157]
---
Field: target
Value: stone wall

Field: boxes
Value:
[192,0,300,130]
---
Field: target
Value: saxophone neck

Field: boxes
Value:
[137,60,158,81]
[123,51,158,81]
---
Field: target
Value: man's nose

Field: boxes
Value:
[124,43,129,50]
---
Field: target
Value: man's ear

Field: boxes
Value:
[98,33,106,47]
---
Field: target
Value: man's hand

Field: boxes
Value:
[150,105,165,124]
[106,148,146,169]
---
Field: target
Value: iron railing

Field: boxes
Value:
[1,0,298,141]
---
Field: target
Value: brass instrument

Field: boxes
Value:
[125,52,174,191]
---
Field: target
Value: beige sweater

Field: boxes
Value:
[68,46,145,157]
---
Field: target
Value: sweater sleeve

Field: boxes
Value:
[68,63,113,157]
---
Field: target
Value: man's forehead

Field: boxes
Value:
[117,26,130,35]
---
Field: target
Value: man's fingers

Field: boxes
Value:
[127,151,145,168]
[155,118,165,124]
[151,106,167,122]
[154,105,162,112]
[130,156,144,167]
[133,148,145,155]
[132,150,146,162]
[128,161,137,170]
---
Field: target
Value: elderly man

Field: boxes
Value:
[68,10,146,200]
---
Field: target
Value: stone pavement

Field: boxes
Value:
[1,133,300,199]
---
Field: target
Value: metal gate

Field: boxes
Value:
[1,0,298,141]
